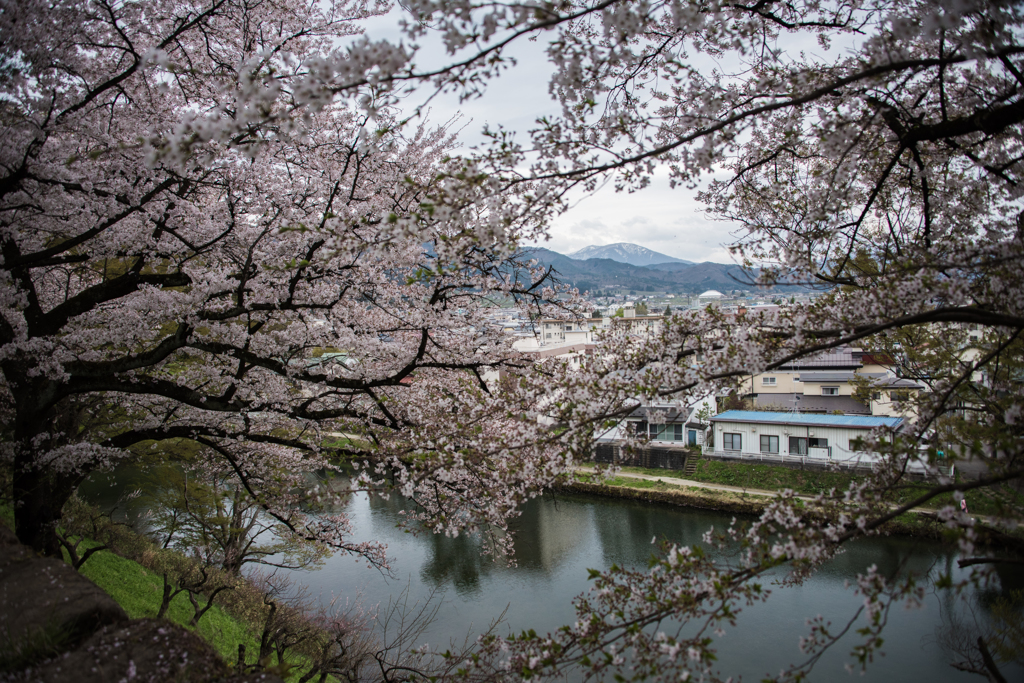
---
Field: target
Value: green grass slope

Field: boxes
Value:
[70,541,255,663]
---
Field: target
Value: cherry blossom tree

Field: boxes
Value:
[4,0,1024,679]
[340,0,1023,679]
[0,0,572,560]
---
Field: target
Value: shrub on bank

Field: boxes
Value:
[59,495,375,682]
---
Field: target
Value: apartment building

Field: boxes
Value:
[742,347,923,418]
[535,305,666,347]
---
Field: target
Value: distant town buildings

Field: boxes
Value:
[483,291,957,474]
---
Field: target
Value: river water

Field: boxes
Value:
[80,471,1023,682]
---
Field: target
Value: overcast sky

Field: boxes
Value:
[358,11,738,264]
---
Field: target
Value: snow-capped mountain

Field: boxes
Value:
[567,243,692,267]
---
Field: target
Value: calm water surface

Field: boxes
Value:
[80,471,1024,682]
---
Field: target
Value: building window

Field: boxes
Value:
[789,437,807,455]
[890,390,911,402]
[653,424,683,441]
[821,386,839,396]
[544,324,550,329]
[762,377,777,386]
[545,333,551,338]
[723,433,742,451]
[760,435,779,453]
[809,437,828,448]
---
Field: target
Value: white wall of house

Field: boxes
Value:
[708,420,883,464]
[798,378,855,396]
[744,372,801,394]
[868,391,920,419]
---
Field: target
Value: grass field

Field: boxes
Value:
[71,543,257,664]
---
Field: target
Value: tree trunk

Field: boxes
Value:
[13,464,72,556]
[11,391,89,555]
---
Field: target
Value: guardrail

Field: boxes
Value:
[703,445,872,470]
[711,449,830,467]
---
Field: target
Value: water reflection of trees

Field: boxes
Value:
[933,576,1024,680]
[366,489,495,598]
[361,493,600,597]
[820,538,942,581]
[510,496,593,572]
[366,486,422,521]
[592,500,723,568]
[419,532,493,597]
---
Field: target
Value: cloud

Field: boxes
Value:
[356,15,742,264]
[538,176,739,263]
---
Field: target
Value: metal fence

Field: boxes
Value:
[593,443,688,470]
[703,445,876,472]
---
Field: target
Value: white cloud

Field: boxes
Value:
[357,14,742,264]
[537,173,740,263]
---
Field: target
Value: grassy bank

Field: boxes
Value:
[613,458,1010,517]
[637,459,854,495]
[0,509,260,672]
[573,458,1024,541]
[71,540,257,663]
[0,501,342,682]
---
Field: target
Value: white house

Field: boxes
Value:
[705,410,908,469]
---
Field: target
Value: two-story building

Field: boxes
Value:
[743,346,923,417]
[536,316,610,347]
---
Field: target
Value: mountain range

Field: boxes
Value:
[567,243,692,267]
[523,244,803,295]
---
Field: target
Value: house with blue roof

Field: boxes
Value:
[705,410,907,468]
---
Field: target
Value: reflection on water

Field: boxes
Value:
[510,493,592,572]
[79,469,1023,682]
[420,531,496,596]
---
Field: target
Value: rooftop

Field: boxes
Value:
[797,371,857,382]
[710,410,904,430]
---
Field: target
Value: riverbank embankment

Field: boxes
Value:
[563,466,963,542]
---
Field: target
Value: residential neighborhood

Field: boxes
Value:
[502,298,984,477]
